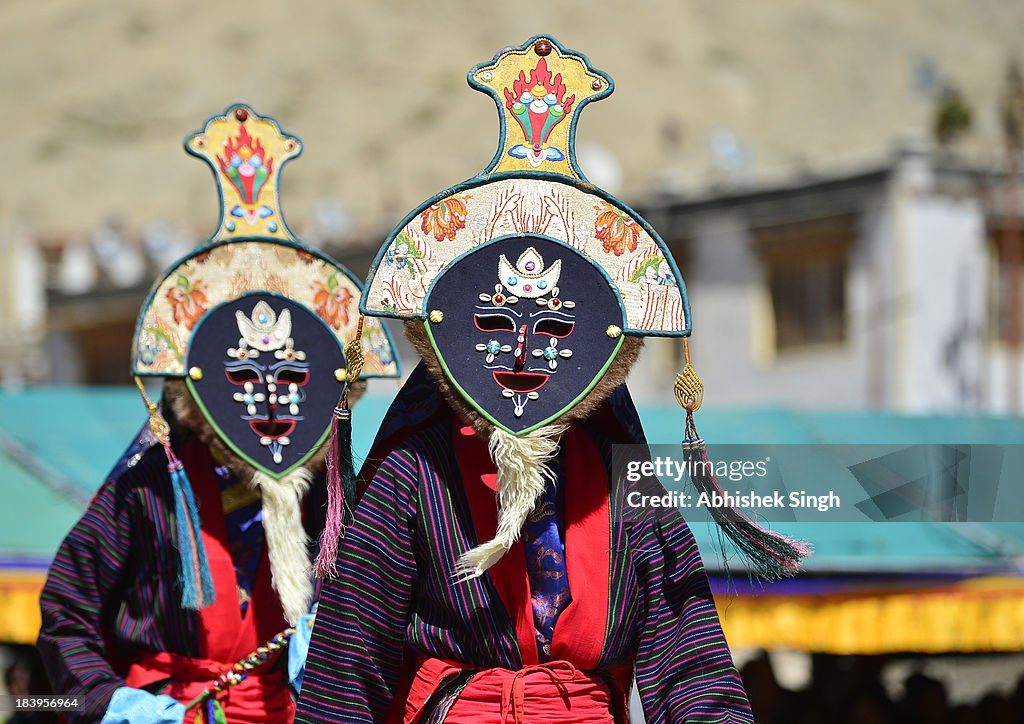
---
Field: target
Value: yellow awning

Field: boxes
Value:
[0,571,45,644]
[716,575,1024,654]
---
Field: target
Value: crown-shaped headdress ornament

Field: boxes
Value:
[496,247,561,299]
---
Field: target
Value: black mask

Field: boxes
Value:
[424,236,625,435]
[185,292,346,475]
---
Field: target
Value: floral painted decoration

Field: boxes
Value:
[166,275,210,329]
[420,195,469,241]
[312,273,355,331]
[594,202,642,256]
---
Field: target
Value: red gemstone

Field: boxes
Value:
[234,107,249,122]
[535,40,552,56]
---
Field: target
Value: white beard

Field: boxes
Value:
[249,468,313,625]
[454,424,565,581]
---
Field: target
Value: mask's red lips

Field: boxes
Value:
[249,419,296,439]
[492,371,549,393]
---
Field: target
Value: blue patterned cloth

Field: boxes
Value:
[521,458,570,662]
[214,465,264,615]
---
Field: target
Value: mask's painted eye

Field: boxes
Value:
[276,368,310,386]
[225,367,261,384]
[533,319,575,338]
[474,313,517,332]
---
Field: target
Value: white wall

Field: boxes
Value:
[900,193,987,412]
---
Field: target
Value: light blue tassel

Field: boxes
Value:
[169,461,216,609]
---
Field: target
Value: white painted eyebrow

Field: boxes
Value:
[529,309,575,319]
[475,305,524,317]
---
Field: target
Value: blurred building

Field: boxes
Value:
[633,143,1023,414]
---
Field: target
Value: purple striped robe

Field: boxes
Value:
[296,368,752,723]
[37,429,325,722]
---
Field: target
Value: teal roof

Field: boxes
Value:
[1,387,1022,574]
[0,442,83,563]
[645,406,1024,574]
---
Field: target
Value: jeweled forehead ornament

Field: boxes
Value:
[129,105,400,617]
[363,37,808,579]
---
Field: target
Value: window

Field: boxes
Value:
[756,216,853,352]
[988,224,1024,344]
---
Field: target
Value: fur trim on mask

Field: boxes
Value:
[250,468,313,625]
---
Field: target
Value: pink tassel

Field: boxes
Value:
[314,406,352,578]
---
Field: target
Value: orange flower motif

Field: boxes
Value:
[166,275,209,329]
[594,203,642,256]
[312,273,354,330]
[420,195,468,241]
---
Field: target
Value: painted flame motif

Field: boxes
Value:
[502,58,576,150]
[216,125,274,206]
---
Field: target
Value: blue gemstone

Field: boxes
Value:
[538,280,548,290]
[267,222,278,232]
[486,340,501,354]
[507,275,518,286]
[225,220,236,232]
[543,347,558,360]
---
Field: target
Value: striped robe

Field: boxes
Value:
[296,367,752,723]
[37,429,324,722]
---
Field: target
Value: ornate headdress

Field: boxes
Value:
[131,105,400,620]
[360,37,807,579]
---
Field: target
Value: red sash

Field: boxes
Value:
[125,438,294,723]
[124,651,293,723]
[404,656,619,723]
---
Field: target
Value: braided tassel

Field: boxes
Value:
[186,628,295,714]
[134,377,216,608]
[675,341,811,579]
[194,697,226,724]
[314,316,365,578]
